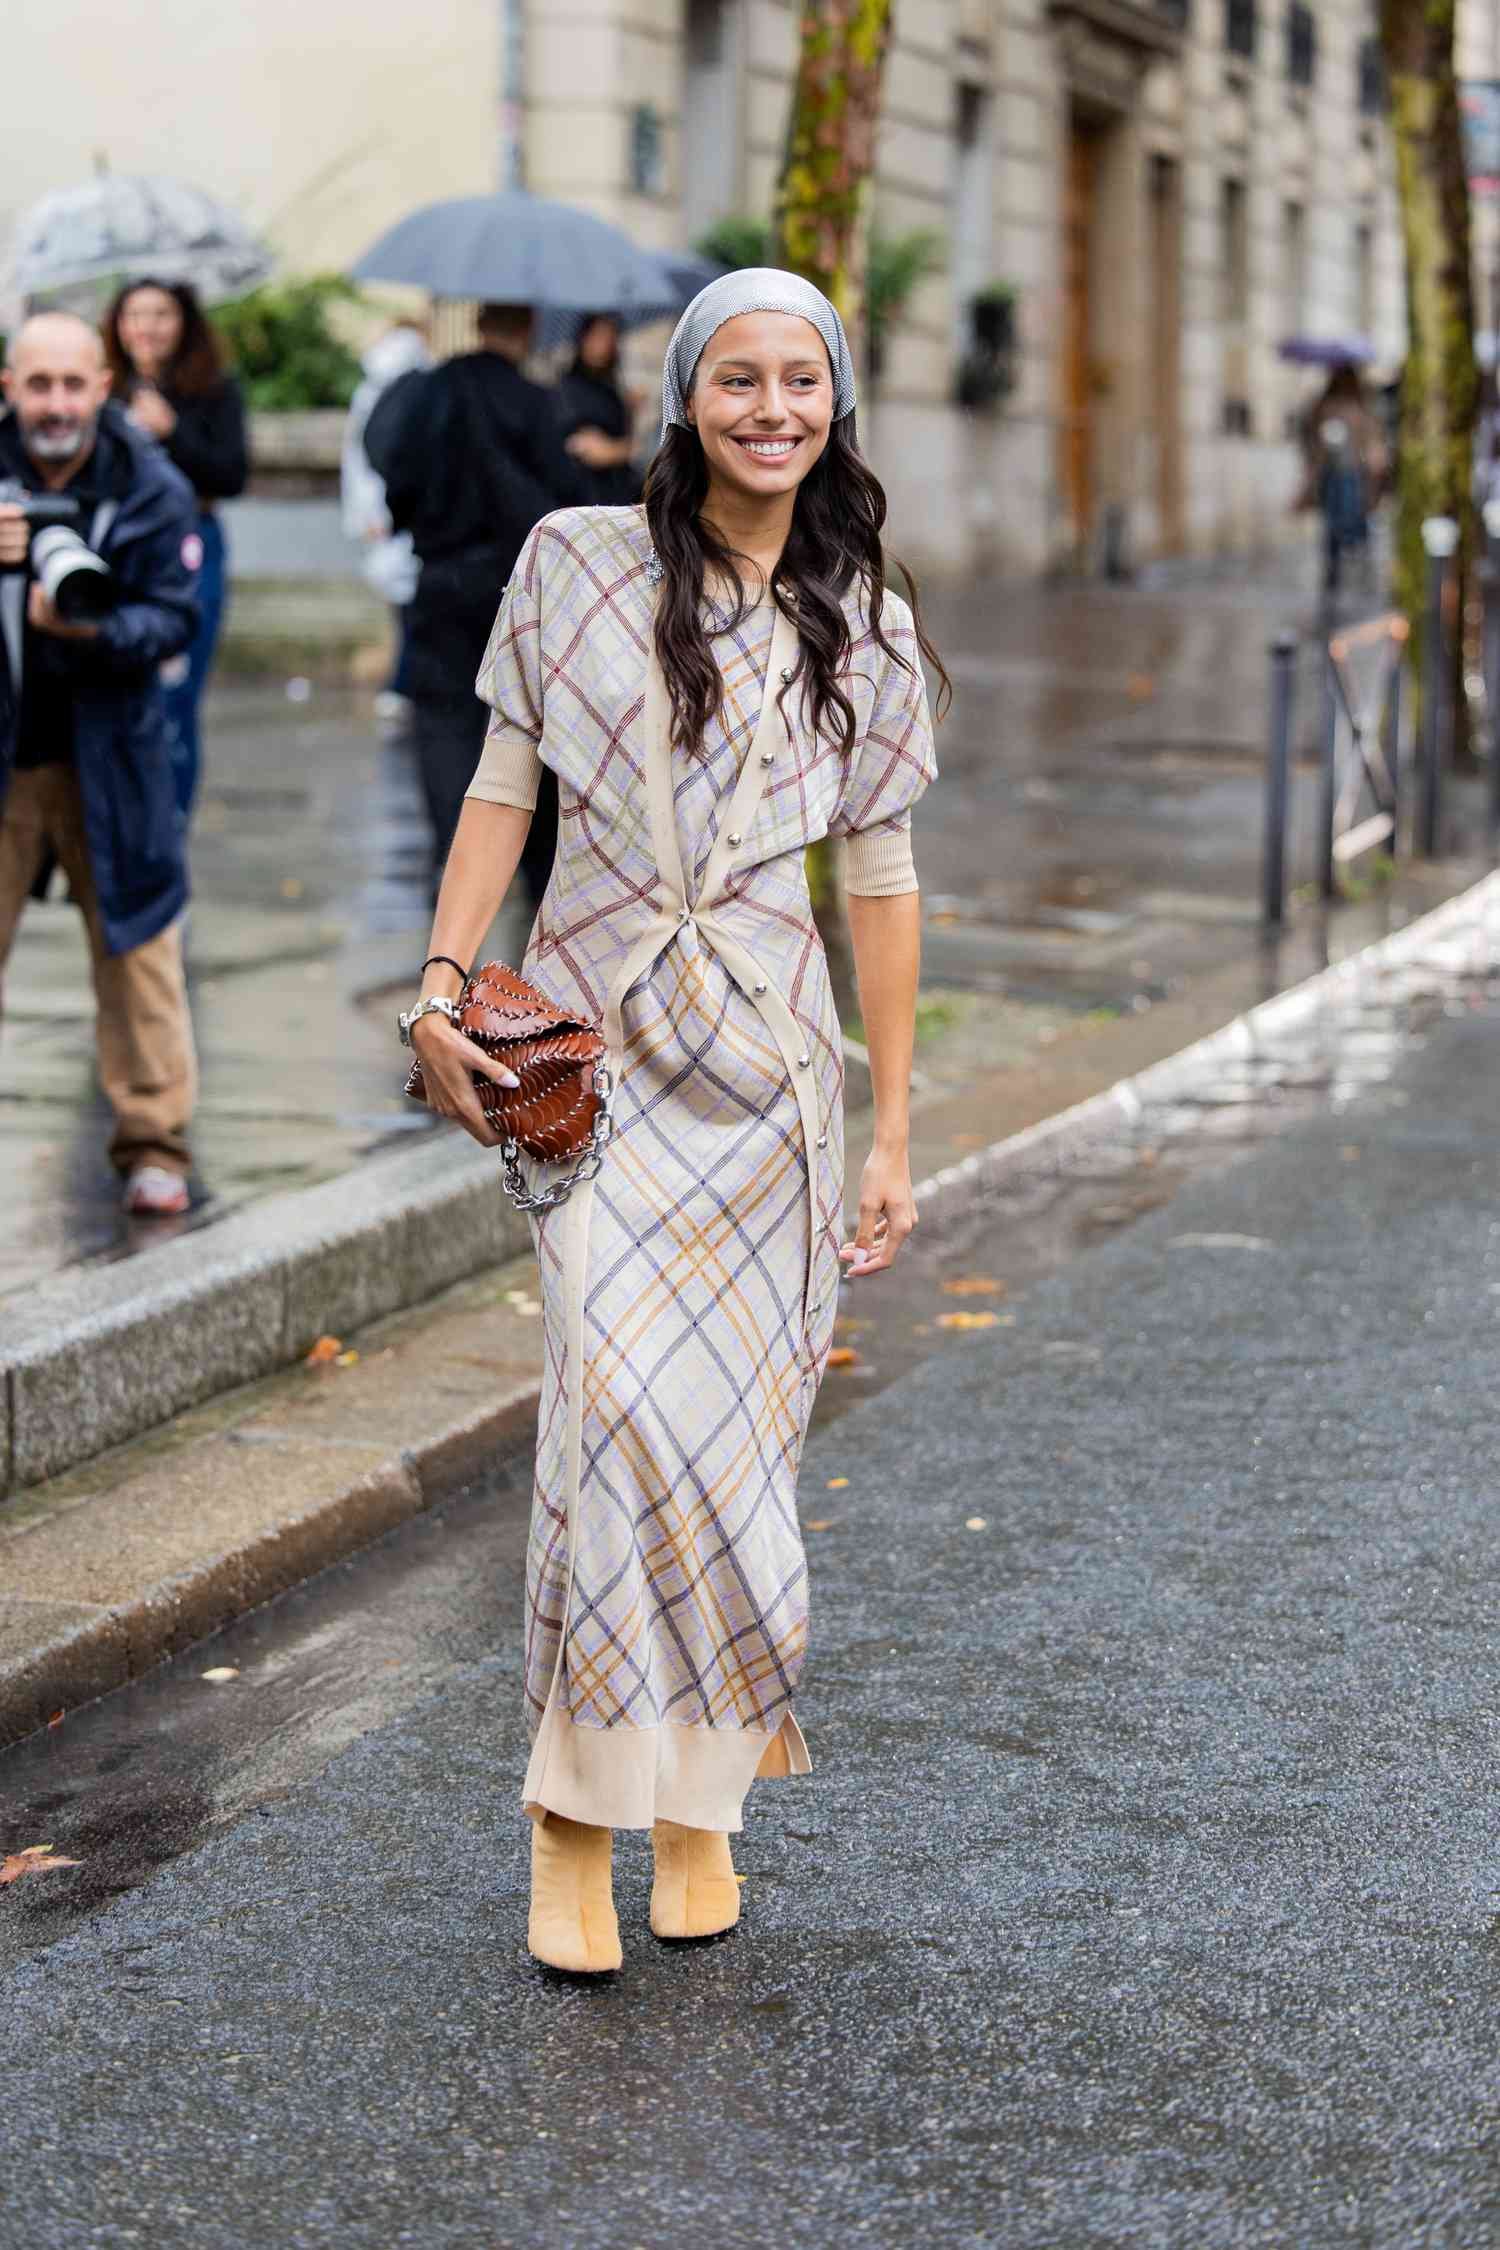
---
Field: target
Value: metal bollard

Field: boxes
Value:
[1263,631,1299,926]
[1418,515,1459,858]
[1484,498,1500,835]
[1317,644,1339,901]
[1384,650,1403,857]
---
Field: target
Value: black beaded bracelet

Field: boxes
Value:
[422,954,470,983]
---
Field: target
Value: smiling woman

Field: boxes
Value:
[407,267,948,1977]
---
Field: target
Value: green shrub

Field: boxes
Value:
[694,217,773,271]
[212,276,365,411]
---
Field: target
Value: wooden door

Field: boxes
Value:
[1059,123,1098,556]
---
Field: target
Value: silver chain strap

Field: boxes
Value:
[499,1063,615,1213]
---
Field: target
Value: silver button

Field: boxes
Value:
[816,1132,828,1150]
[760,751,774,767]
[796,1053,810,1069]
[780,666,794,684]
[677,908,688,923]
[727,831,742,847]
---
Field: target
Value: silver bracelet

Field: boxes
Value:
[397,994,462,1048]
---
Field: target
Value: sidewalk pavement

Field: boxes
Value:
[0,564,1486,1297]
[4,945,1497,2246]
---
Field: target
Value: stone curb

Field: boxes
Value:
[0,1313,544,1747]
[0,1134,535,1499]
[914,871,1500,1225]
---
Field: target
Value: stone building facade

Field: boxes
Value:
[1,0,1430,578]
[517,0,1408,577]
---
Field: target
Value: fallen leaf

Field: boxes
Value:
[335,1349,360,1367]
[1,1845,82,1886]
[804,1519,839,1532]
[937,1310,1001,1332]
[734,1874,749,1885]
[825,1346,859,1369]
[1340,1145,1362,1162]
[1126,672,1156,700]
[826,1476,850,1490]
[950,1132,986,1150]
[304,1334,342,1366]
[46,1710,64,1730]
[941,1275,1007,1298]
[201,1667,241,1683]
[965,1516,989,1531]
[912,1323,932,1337]
[280,876,304,900]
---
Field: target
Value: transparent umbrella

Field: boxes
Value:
[2,175,274,319]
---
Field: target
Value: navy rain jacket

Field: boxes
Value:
[0,403,200,955]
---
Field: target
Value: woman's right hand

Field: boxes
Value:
[411,1017,519,1148]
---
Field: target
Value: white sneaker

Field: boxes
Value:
[123,1165,190,1217]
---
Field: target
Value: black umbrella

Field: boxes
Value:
[349,193,677,314]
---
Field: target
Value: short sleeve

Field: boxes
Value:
[466,558,545,811]
[829,598,938,857]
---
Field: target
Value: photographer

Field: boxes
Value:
[0,312,201,1218]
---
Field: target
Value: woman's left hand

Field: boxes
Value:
[839,1143,917,1278]
[129,388,177,439]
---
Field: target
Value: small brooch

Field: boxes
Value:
[644,550,665,588]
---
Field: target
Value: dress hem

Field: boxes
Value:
[522,1705,811,1834]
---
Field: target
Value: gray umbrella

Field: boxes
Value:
[534,249,728,352]
[349,192,676,314]
[3,175,274,316]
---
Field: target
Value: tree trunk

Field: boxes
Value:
[1378,0,1477,757]
[774,0,896,1018]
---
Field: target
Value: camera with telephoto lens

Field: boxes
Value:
[0,480,115,623]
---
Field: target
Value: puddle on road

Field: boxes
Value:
[2,939,1496,1958]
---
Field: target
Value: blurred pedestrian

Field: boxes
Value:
[0,313,200,1216]
[363,302,587,904]
[552,314,643,506]
[341,320,432,734]
[1296,364,1387,596]
[103,278,248,820]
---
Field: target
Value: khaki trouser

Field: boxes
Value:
[0,765,196,1177]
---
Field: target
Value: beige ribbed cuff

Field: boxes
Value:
[844,821,918,897]
[464,720,543,811]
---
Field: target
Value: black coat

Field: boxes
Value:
[0,405,199,955]
[120,374,250,504]
[364,351,590,701]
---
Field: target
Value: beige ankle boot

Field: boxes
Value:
[649,1820,741,1940]
[527,1813,623,1974]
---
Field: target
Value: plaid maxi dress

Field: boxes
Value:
[470,506,936,1833]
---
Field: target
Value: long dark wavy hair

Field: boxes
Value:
[644,413,951,757]
[102,277,227,402]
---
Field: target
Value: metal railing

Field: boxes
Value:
[1263,613,1408,926]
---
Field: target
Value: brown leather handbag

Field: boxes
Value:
[405,961,613,1212]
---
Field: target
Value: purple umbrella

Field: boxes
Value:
[1278,335,1377,368]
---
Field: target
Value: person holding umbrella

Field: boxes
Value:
[102,279,249,820]
[363,303,588,905]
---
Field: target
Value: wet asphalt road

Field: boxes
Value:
[3,986,1500,2241]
